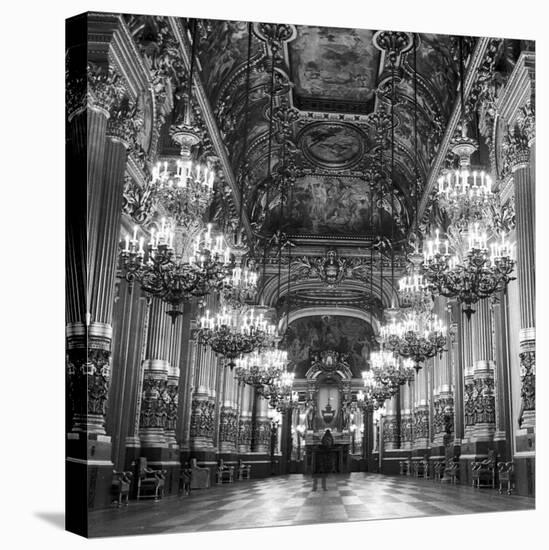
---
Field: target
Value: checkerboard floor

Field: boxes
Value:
[88,473,534,538]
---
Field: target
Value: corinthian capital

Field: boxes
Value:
[517,101,535,146]
[502,123,530,173]
[106,95,143,148]
[86,63,126,116]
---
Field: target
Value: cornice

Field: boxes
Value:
[168,17,253,243]
[412,37,491,231]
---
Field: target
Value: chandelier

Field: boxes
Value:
[119,221,233,320]
[222,261,259,309]
[368,349,415,396]
[198,306,276,368]
[262,369,296,410]
[361,370,392,409]
[234,348,287,387]
[150,156,214,227]
[422,224,515,318]
[380,309,447,371]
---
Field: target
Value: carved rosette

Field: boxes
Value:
[190,399,215,440]
[66,322,112,434]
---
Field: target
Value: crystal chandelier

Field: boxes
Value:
[368,349,415,396]
[222,261,259,309]
[234,348,287,387]
[150,157,214,227]
[119,220,233,320]
[380,309,447,371]
[422,224,515,318]
[198,306,276,368]
[262,369,296,410]
[361,370,392,409]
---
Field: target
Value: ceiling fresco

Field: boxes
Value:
[288,26,380,110]
[284,315,376,378]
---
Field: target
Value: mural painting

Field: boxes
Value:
[284,315,376,377]
[288,26,380,103]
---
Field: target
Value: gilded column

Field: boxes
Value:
[218,368,239,454]
[462,310,475,441]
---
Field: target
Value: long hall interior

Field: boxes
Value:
[65,13,536,537]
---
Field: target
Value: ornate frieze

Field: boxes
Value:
[139,375,168,429]
[400,414,413,444]
[238,418,252,448]
[122,174,158,226]
[473,377,495,425]
[382,415,399,445]
[413,407,429,441]
[219,407,239,445]
[519,350,535,427]
[190,399,215,439]
[253,418,272,450]
[66,348,111,424]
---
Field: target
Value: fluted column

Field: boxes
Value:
[107,277,149,469]
[508,123,535,429]
[448,300,463,446]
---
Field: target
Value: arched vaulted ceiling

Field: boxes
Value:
[196,22,467,242]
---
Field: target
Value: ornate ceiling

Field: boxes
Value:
[120,15,530,334]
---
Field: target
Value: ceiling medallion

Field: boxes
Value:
[298,121,366,169]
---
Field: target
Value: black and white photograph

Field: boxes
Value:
[3,1,546,548]
[63,8,538,539]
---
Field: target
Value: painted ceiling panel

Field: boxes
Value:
[288,26,380,104]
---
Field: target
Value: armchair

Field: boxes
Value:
[179,464,193,496]
[189,458,211,489]
[136,457,166,501]
[399,460,410,476]
[414,456,430,479]
[444,458,459,485]
[216,459,235,484]
[237,459,251,481]
[471,451,497,489]
[432,460,445,482]
[497,461,515,494]
[111,470,133,506]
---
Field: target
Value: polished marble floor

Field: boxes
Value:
[88,473,535,538]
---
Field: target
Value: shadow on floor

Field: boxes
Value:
[34,512,65,530]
